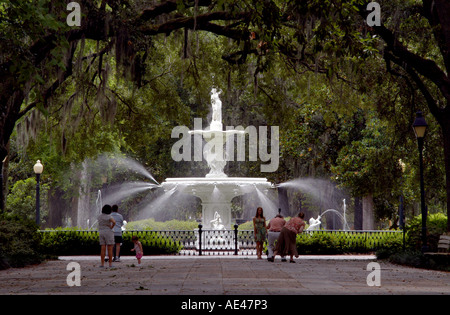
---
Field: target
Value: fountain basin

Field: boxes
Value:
[161,177,274,229]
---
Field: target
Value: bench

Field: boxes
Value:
[437,234,450,253]
[425,234,450,257]
[423,235,450,269]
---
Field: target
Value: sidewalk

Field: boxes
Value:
[0,255,449,295]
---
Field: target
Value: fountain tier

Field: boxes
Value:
[161,177,273,229]
[161,88,274,229]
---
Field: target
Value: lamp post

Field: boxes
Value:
[0,157,6,212]
[412,111,428,252]
[33,160,43,226]
[398,159,406,250]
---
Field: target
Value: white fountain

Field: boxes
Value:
[306,199,350,231]
[161,88,274,229]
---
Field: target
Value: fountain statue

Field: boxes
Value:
[210,88,222,131]
[307,216,322,231]
[161,88,274,229]
[306,206,350,231]
[210,211,225,230]
[188,88,246,178]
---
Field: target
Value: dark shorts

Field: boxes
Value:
[114,235,123,244]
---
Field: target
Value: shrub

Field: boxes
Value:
[407,213,448,251]
[379,250,450,272]
[237,220,254,231]
[122,231,181,255]
[125,218,199,231]
[0,213,44,269]
[298,232,341,254]
[297,231,404,254]
[237,217,294,231]
[40,228,182,256]
[6,178,49,225]
[40,228,99,255]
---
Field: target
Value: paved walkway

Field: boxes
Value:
[0,255,449,295]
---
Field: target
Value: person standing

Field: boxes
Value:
[253,207,267,259]
[131,236,144,264]
[266,212,286,262]
[98,204,116,268]
[274,212,306,263]
[111,204,124,262]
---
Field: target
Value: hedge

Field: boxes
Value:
[406,213,448,251]
[0,214,44,269]
[296,230,405,254]
[40,228,181,256]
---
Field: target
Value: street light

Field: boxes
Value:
[33,160,43,226]
[0,156,6,212]
[398,159,406,250]
[412,111,428,252]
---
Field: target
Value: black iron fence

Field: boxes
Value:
[39,227,405,256]
[124,225,257,256]
[196,225,256,256]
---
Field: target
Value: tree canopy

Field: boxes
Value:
[0,0,449,230]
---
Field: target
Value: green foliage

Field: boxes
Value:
[3,0,449,233]
[37,227,407,257]
[1,0,69,84]
[297,231,404,254]
[237,217,294,231]
[237,220,255,231]
[125,218,199,231]
[40,228,181,256]
[0,213,44,269]
[406,213,448,251]
[378,250,450,272]
[6,177,49,224]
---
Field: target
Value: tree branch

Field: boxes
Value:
[138,0,213,22]
[356,1,450,102]
[139,11,250,40]
[422,0,450,73]
[17,41,78,119]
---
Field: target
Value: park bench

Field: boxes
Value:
[425,234,450,259]
[424,234,450,269]
[437,234,450,253]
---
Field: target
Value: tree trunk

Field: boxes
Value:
[277,186,289,216]
[0,90,24,170]
[48,187,68,227]
[362,194,375,230]
[354,196,363,230]
[77,160,92,229]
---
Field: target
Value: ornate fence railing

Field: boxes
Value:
[124,227,258,256]
[39,227,405,256]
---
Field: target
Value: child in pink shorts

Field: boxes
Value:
[131,236,143,264]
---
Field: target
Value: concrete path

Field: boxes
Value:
[0,255,449,295]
